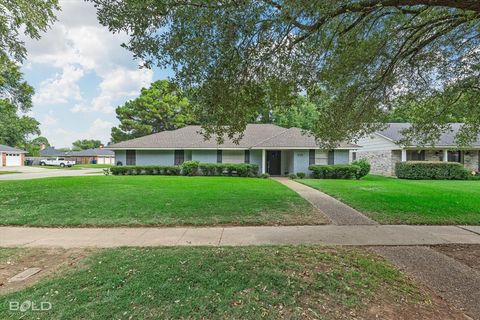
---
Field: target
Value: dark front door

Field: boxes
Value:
[266,151,281,175]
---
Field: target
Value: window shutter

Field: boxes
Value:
[217,150,222,163]
[328,150,335,165]
[244,150,250,164]
[309,149,315,165]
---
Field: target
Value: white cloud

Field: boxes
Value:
[33,65,84,105]
[40,118,114,148]
[42,114,58,126]
[25,0,153,111]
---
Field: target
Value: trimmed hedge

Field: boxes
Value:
[309,164,362,179]
[395,161,470,180]
[111,162,259,177]
[110,165,181,176]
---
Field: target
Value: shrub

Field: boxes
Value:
[288,173,298,179]
[199,163,217,176]
[395,161,470,180]
[182,160,200,176]
[308,164,361,179]
[351,159,371,179]
[260,173,270,178]
[110,165,181,176]
[296,172,305,179]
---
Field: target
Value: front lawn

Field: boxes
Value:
[0,246,445,319]
[300,175,480,225]
[0,176,322,227]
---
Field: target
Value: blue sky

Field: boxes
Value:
[22,0,173,148]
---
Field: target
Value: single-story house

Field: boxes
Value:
[107,124,359,175]
[40,147,67,157]
[67,148,115,165]
[0,144,27,166]
[355,123,480,175]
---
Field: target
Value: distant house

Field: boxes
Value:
[40,147,67,157]
[0,144,27,166]
[356,123,480,175]
[67,148,115,165]
[107,124,359,176]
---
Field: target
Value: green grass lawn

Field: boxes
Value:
[0,176,321,227]
[0,246,429,319]
[300,175,480,225]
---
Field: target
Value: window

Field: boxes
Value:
[126,150,136,165]
[244,150,250,164]
[217,150,222,163]
[174,150,185,165]
[352,152,357,161]
[407,150,425,161]
[448,151,463,163]
[327,150,335,165]
[222,150,243,163]
[314,150,328,165]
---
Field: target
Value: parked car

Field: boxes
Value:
[40,157,76,167]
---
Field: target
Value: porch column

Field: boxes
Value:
[401,149,407,162]
[443,149,448,162]
[261,149,266,174]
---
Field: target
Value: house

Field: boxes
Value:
[355,123,480,175]
[107,124,359,175]
[0,145,27,166]
[67,148,115,165]
[40,147,67,157]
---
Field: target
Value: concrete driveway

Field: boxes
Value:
[0,166,104,180]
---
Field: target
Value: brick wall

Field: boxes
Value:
[356,150,395,176]
[1,152,5,166]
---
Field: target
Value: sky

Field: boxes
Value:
[22,0,173,148]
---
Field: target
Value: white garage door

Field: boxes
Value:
[6,153,22,166]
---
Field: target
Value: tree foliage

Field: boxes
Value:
[72,139,103,150]
[0,100,40,146]
[111,80,196,143]
[93,0,480,146]
[0,0,59,147]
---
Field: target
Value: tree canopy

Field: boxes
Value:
[0,0,59,147]
[0,100,40,146]
[111,80,196,143]
[72,139,103,150]
[93,0,480,146]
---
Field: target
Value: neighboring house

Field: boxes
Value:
[40,147,67,157]
[0,145,27,166]
[107,124,359,175]
[356,123,480,175]
[67,148,115,165]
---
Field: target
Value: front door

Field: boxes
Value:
[266,151,281,175]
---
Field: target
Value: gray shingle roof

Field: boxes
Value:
[108,124,358,150]
[68,148,114,157]
[378,123,480,147]
[0,144,27,153]
[40,147,67,156]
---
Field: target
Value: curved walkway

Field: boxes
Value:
[273,177,377,225]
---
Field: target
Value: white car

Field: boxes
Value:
[40,157,76,167]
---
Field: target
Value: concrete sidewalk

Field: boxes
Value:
[1,225,480,248]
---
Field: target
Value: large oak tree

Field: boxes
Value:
[93,0,480,146]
